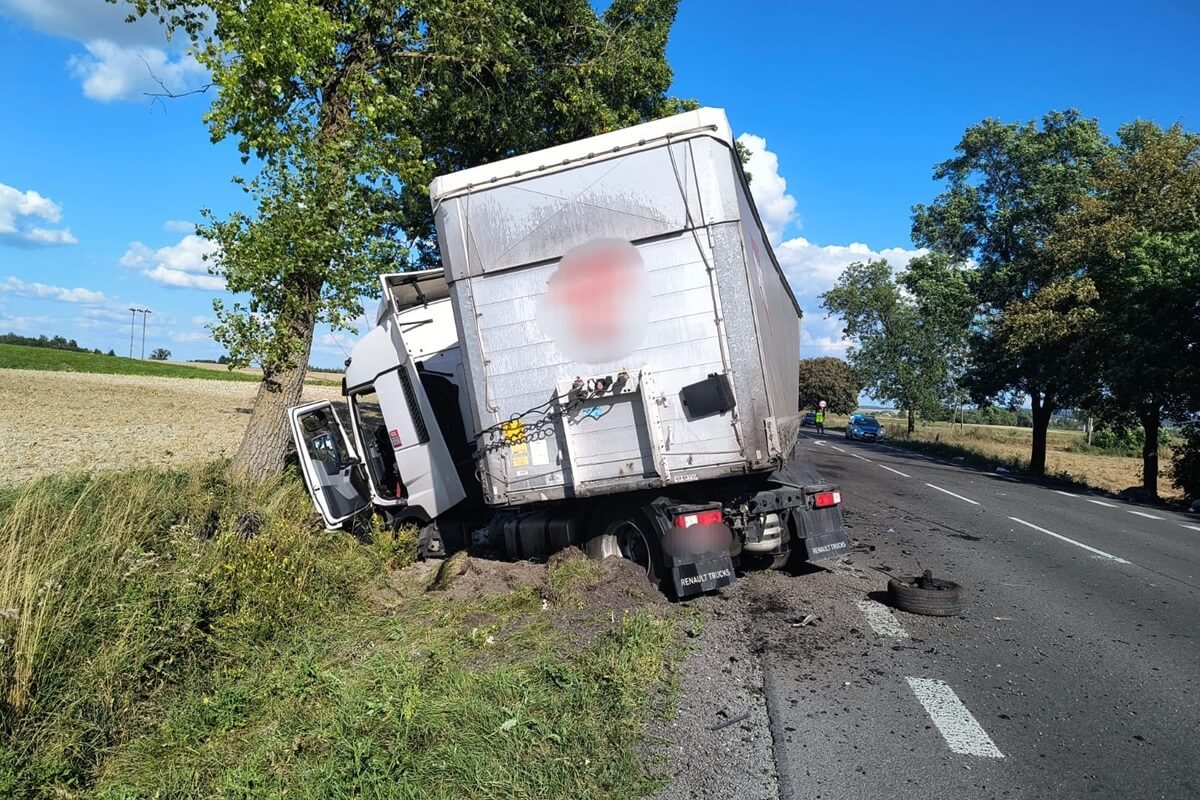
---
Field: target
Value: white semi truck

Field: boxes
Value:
[288,108,849,598]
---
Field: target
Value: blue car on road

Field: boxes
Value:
[846,415,884,442]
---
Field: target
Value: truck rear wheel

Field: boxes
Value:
[584,512,662,583]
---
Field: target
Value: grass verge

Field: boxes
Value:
[0,464,678,799]
[0,344,338,385]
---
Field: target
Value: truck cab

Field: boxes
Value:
[288,270,471,551]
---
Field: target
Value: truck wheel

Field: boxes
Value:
[584,512,662,583]
[887,571,965,616]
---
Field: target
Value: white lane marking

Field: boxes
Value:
[1179,524,1200,532]
[1053,490,1077,498]
[813,440,827,447]
[856,600,908,638]
[831,445,847,453]
[878,464,911,478]
[1086,498,1118,508]
[1009,516,1131,565]
[1125,509,1164,520]
[852,453,871,462]
[925,483,981,506]
[906,678,1004,758]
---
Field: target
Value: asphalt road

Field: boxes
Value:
[746,430,1200,799]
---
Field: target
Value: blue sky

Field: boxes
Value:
[0,0,1197,363]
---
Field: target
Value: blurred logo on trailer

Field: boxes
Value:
[536,238,649,364]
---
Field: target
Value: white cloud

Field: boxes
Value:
[83,307,133,321]
[737,133,798,244]
[0,0,174,46]
[167,328,213,343]
[0,182,77,247]
[1,277,107,304]
[776,237,925,294]
[121,233,225,290]
[165,219,195,233]
[68,40,207,102]
[736,133,927,357]
[0,0,209,102]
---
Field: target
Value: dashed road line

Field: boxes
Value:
[1086,498,1119,508]
[856,599,908,638]
[1126,509,1164,520]
[851,453,871,462]
[1053,490,1077,498]
[831,445,846,453]
[878,464,911,478]
[1181,524,1200,533]
[906,678,1004,758]
[1009,516,1131,565]
[925,483,981,506]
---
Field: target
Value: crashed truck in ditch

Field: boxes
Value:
[287,108,850,598]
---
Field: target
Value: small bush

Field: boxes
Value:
[1171,421,1200,500]
[1069,425,1171,456]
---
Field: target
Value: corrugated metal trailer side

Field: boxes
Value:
[430,108,801,507]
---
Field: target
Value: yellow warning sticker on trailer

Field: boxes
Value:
[501,420,525,443]
[502,420,530,467]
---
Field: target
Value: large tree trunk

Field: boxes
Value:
[1138,405,1161,497]
[907,407,915,434]
[231,304,317,483]
[1029,392,1054,476]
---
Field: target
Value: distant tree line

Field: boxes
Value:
[821,111,1200,499]
[1,332,115,356]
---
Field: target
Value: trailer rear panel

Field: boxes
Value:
[430,109,801,507]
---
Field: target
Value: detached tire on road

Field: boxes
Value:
[888,572,965,616]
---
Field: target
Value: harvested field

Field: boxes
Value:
[0,368,341,485]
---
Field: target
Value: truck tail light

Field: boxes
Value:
[673,509,724,528]
[813,491,841,508]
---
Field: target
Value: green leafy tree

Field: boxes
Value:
[912,110,1109,475]
[149,348,172,360]
[797,357,860,415]
[822,260,953,433]
[1054,121,1200,495]
[119,0,691,481]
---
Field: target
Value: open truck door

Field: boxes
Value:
[289,400,372,530]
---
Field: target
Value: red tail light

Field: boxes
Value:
[813,491,841,508]
[673,509,724,528]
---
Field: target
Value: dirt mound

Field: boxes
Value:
[583,553,668,610]
[436,555,549,601]
[374,548,667,612]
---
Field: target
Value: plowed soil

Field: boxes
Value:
[0,368,342,485]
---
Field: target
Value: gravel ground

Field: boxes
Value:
[0,368,341,484]
[652,581,780,800]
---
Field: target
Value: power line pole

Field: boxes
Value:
[140,309,152,359]
[128,307,138,358]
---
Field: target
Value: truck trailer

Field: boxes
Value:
[287,108,850,598]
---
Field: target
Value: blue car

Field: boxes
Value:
[846,415,884,442]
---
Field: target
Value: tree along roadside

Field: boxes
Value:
[821,256,970,433]
[911,109,1109,476]
[1053,121,1200,496]
[123,0,693,482]
[797,357,861,415]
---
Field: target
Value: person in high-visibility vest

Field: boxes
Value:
[815,409,825,434]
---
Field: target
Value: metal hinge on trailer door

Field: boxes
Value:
[763,417,780,457]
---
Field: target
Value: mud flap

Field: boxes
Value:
[801,528,850,561]
[671,554,736,598]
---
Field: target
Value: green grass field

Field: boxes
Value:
[0,464,678,798]
[0,344,337,385]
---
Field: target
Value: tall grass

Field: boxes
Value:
[0,463,400,795]
[0,464,678,799]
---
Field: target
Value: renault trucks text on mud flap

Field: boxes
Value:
[287,108,850,598]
